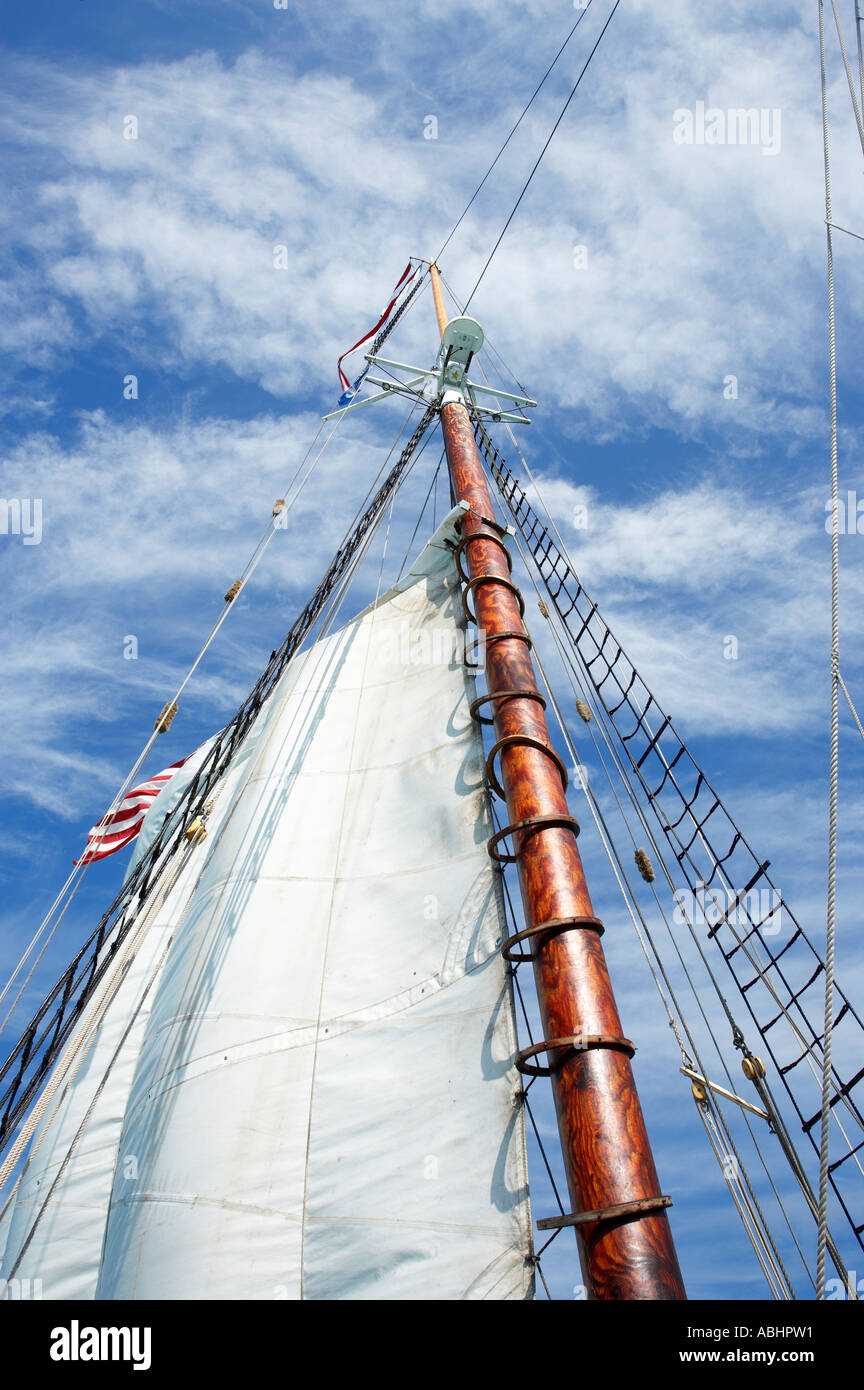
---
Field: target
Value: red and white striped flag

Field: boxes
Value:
[337,261,417,399]
[75,753,193,865]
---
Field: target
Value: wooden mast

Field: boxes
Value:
[430,262,686,1300]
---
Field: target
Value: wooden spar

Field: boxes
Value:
[430,262,686,1300]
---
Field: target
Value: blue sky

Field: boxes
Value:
[2,0,864,1300]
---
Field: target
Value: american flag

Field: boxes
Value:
[75,753,193,865]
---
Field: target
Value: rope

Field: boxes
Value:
[2,929,176,1280]
[829,221,864,242]
[463,0,623,312]
[433,1,597,265]
[446,317,834,1290]
[838,671,864,743]
[0,406,438,1158]
[817,0,841,1301]
[829,0,864,156]
[459,378,798,1292]
[500,485,802,1298]
[0,411,346,1036]
[441,166,844,1301]
[395,448,446,581]
[0,832,192,1195]
[299,464,405,1297]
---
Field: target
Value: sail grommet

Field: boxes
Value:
[464,628,532,668]
[484,734,569,800]
[469,688,546,726]
[501,915,605,964]
[515,1032,636,1077]
[535,1194,673,1232]
[461,573,526,626]
[487,812,580,864]
[454,531,513,584]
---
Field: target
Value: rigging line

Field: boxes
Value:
[698,1100,791,1300]
[395,447,446,581]
[701,1105,790,1301]
[829,220,864,241]
[499,492,804,1296]
[0,830,195,1199]
[3,927,176,1281]
[309,405,439,645]
[523,1092,568,1219]
[451,164,846,1290]
[317,400,425,578]
[472,426,848,1284]
[0,408,440,1159]
[451,185,864,1170]
[433,1,597,265]
[818,0,841,1301]
[829,0,864,156]
[299,460,403,1301]
[462,0,623,313]
[0,869,87,1038]
[534,1258,554,1300]
[533,610,818,1294]
[480,413,864,1148]
[0,411,343,1023]
[467,367,756,1048]
[485,801,567,1217]
[439,270,530,397]
[858,0,864,112]
[310,423,437,646]
[0,803,211,1252]
[468,399,758,1049]
[838,670,864,742]
[523,495,864,1171]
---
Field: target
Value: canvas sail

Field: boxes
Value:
[1,509,533,1300]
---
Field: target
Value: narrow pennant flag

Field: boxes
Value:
[75,752,194,865]
[337,261,417,404]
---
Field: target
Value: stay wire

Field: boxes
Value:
[463,0,623,313]
[818,0,842,1300]
[829,0,864,157]
[496,475,800,1296]
[0,408,351,1036]
[433,1,597,266]
[455,341,819,1291]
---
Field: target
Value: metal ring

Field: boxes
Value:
[461,574,526,626]
[487,813,581,864]
[501,915,605,964]
[536,1195,672,1232]
[469,688,546,727]
[515,1033,636,1077]
[485,735,569,801]
[464,629,532,668]
[455,532,512,584]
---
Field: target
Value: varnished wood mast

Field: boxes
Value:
[431,262,686,1300]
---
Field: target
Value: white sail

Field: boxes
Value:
[2,509,532,1300]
